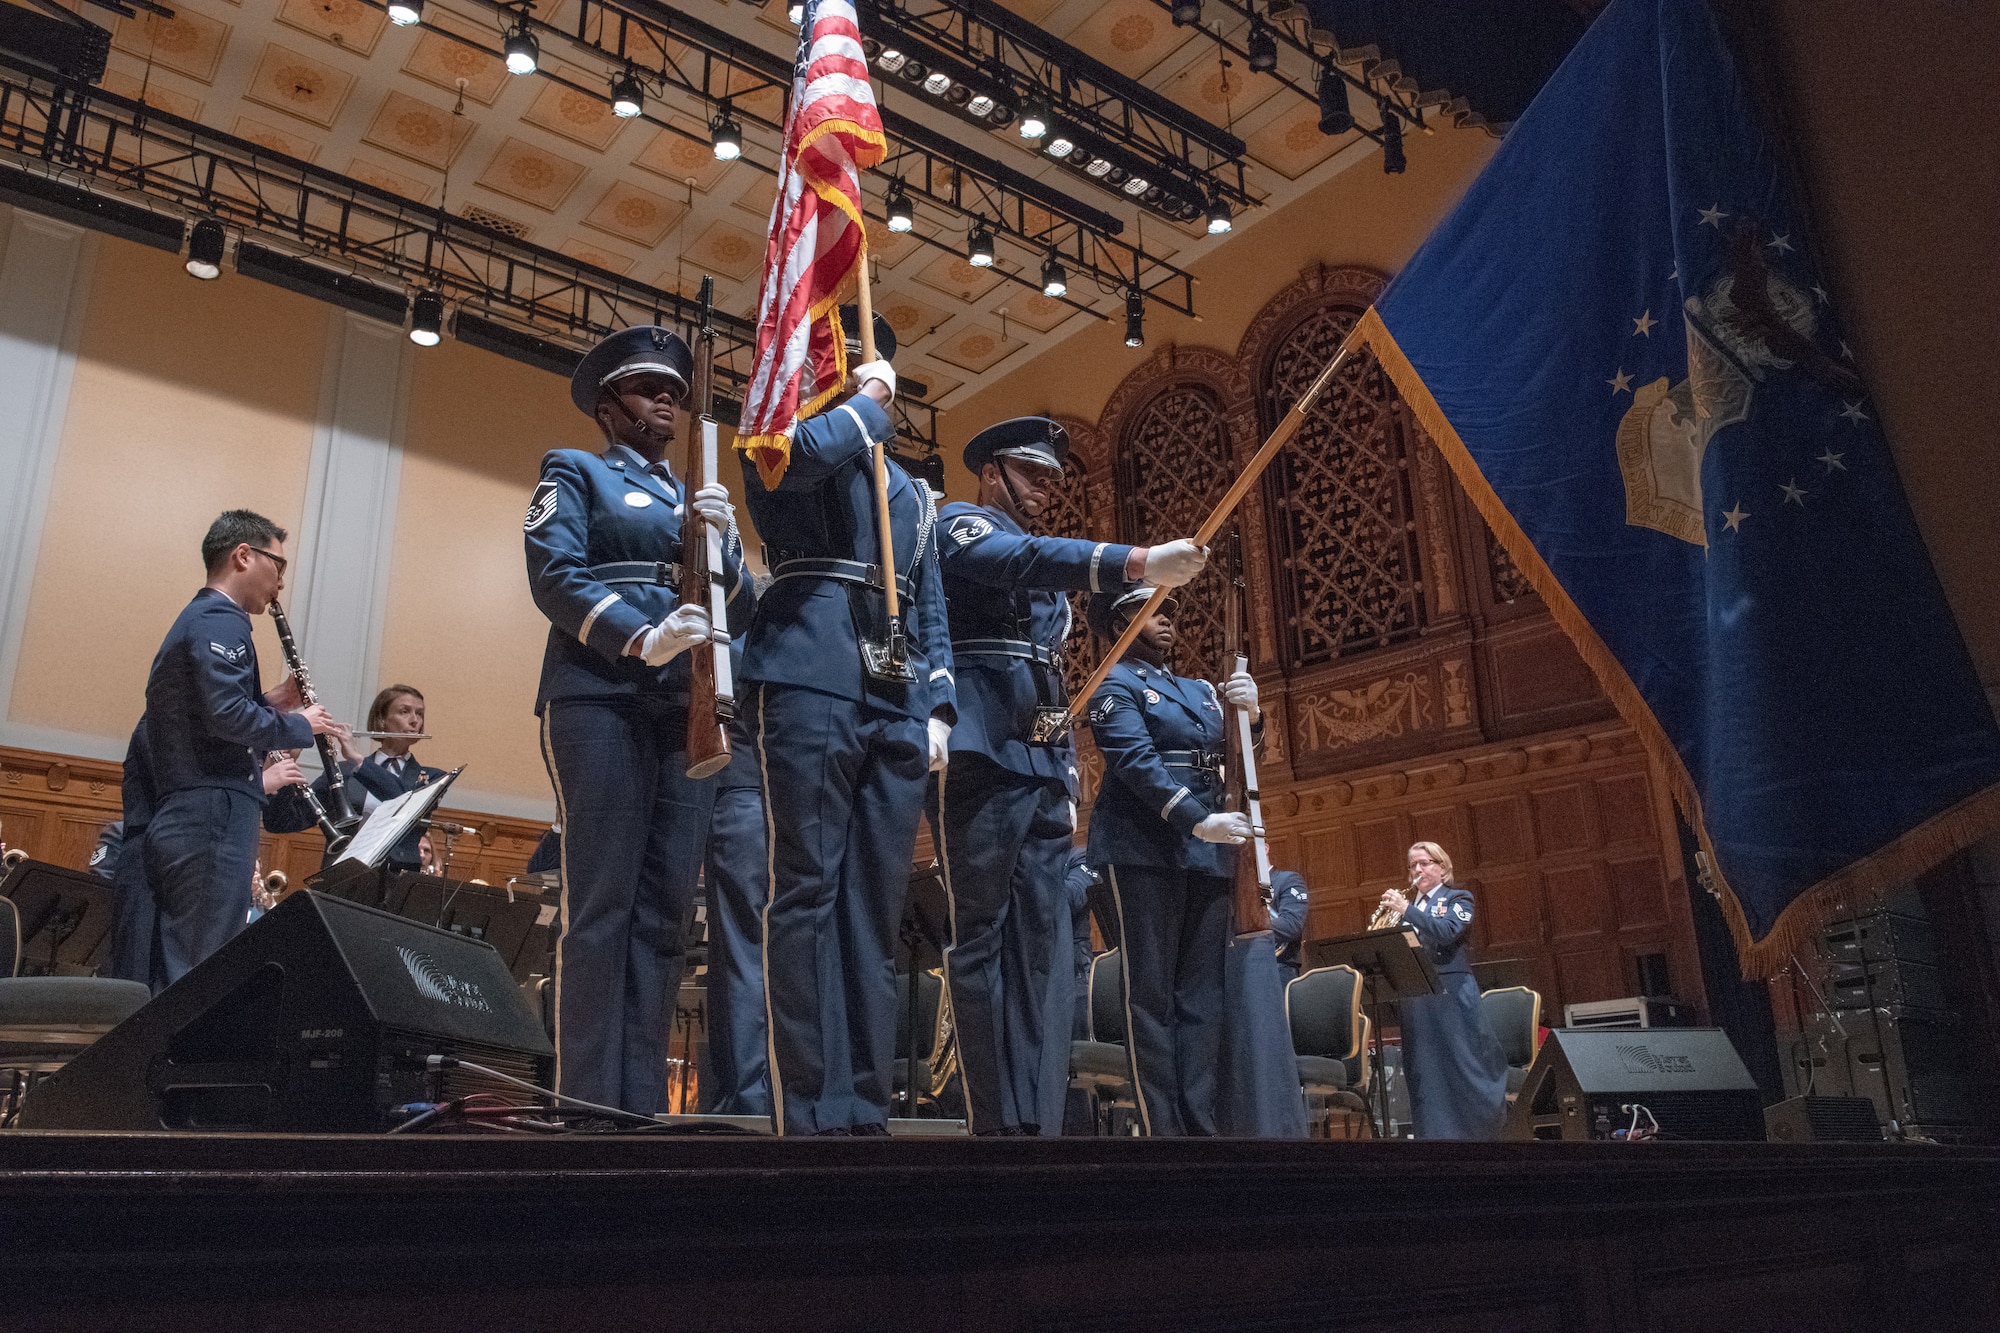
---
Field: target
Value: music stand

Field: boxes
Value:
[896,862,950,1117]
[0,860,118,975]
[1304,926,1441,1138]
[1471,957,1531,993]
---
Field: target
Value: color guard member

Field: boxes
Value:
[1270,869,1310,985]
[700,643,772,1117]
[1084,587,1261,1136]
[737,314,955,1136]
[934,416,1206,1135]
[525,324,753,1116]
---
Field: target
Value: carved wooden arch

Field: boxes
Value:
[1234,263,1390,382]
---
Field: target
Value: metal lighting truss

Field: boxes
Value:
[467,0,1198,314]
[0,62,944,451]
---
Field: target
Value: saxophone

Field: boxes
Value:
[268,602,360,854]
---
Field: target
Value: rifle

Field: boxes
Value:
[1222,530,1272,932]
[682,275,735,779]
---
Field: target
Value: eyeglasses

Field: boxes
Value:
[247,546,288,576]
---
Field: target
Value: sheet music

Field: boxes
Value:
[335,768,460,867]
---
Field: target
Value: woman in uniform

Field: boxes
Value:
[1372,841,1509,1139]
[1083,586,1258,1136]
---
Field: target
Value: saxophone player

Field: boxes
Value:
[137,510,348,985]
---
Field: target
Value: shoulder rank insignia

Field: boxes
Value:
[948,515,993,546]
[1452,902,1472,922]
[88,844,107,867]
[525,480,559,531]
[208,641,247,664]
[1088,697,1120,722]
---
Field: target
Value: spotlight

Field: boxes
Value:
[611,70,643,119]
[1122,176,1149,196]
[876,48,907,74]
[1171,0,1201,25]
[1124,289,1145,348]
[967,93,994,117]
[885,179,914,233]
[1045,133,1075,158]
[710,99,742,161]
[1317,63,1353,135]
[185,217,225,280]
[1379,102,1406,174]
[387,0,423,26]
[1041,250,1067,298]
[503,15,539,76]
[967,219,995,268]
[923,71,953,96]
[1206,193,1232,234]
[1247,20,1277,73]
[410,288,444,346]
[1019,93,1049,139]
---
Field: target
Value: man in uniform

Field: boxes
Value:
[140,510,343,986]
[1270,868,1310,985]
[737,314,954,1136]
[932,416,1206,1135]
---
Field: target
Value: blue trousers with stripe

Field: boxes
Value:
[540,696,716,1115]
[747,683,929,1135]
[700,726,772,1116]
[1103,864,1230,1137]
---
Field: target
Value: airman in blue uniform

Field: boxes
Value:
[524,323,753,1115]
[736,316,956,1135]
[1084,587,1262,1136]
[933,416,1206,1135]
[1269,869,1310,984]
[1066,848,1099,1041]
[700,643,772,1117]
[315,685,443,873]
[139,510,342,987]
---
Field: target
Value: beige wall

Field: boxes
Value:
[8,235,324,742]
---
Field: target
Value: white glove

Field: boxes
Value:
[688,481,734,531]
[1143,539,1208,588]
[927,716,951,772]
[852,359,896,401]
[1193,812,1252,844]
[636,604,713,666]
[1222,669,1260,720]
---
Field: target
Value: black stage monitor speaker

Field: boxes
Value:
[1763,1094,1883,1143]
[18,890,553,1132]
[1503,1027,1765,1142]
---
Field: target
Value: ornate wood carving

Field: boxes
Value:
[1114,381,1236,676]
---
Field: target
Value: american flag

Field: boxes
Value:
[735,0,886,488]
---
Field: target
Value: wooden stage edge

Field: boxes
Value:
[2,1133,1996,1332]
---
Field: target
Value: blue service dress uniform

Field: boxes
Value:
[1086,658,1245,1137]
[738,392,955,1135]
[525,441,754,1115]
[138,588,314,987]
[934,499,1137,1135]
[1397,882,1509,1140]
[700,644,772,1117]
[1066,849,1098,1041]
[317,750,446,871]
[1270,869,1310,984]
[104,723,157,987]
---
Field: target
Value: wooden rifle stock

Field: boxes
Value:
[683,276,735,779]
[1222,531,1271,932]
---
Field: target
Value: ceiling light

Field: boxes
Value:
[1171,0,1202,25]
[611,70,643,118]
[899,59,929,84]
[1124,289,1145,348]
[1122,177,1150,196]
[923,71,953,96]
[410,288,444,346]
[185,217,225,280]
[1019,94,1050,139]
[967,219,995,268]
[710,100,742,161]
[1040,250,1066,298]
[1247,20,1277,73]
[885,179,914,233]
[1084,158,1111,177]
[1045,134,1074,158]
[877,48,906,73]
[503,17,539,76]
[1318,63,1354,135]
[387,0,423,26]
[788,3,804,24]
[967,93,995,117]
[1206,193,1232,234]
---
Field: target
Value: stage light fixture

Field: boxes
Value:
[1318,63,1354,135]
[611,70,644,118]
[1247,20,1277,73]
[1124,289,1145,348]
[410,288,444,346]
[185,217,225,280]
[885,179,914,233]
[1044,133,1075,158]
[1379,102,1406,174]
[710,100,743,161]
[1122,176,1149,197]
[967,219,995,268]
[1206,193,1232,234]
[876,47,906,73]
[503,15,539,76]
[1040,250,1067,298]
[1019,93,1049,139]
[387,0,423,26]
[923,70,953,96]
[1171,0,1202,25]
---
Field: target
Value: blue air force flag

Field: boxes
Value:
[1356,0,2000,967]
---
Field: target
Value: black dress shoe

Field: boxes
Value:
[849,1122,891,1137]
[812,1126,852,1136]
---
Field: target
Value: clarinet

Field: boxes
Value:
[268,602,360,853]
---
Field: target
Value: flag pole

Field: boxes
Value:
[1059,320,1366,729]
[855,254,911,675]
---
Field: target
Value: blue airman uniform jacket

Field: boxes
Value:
[1085,661,1239,877]
[936,501,1135,788]
[737,395,955,724]
[525,444,753,715]
[1402,884,1480,978]
[142,588,313,802]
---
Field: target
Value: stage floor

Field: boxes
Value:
[2,1132,1994,1332]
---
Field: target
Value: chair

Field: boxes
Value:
[1286,964,1370,1135]
[0,896,151,1126]
[1480,985,1543,1097]
[1068,949,1138,1134]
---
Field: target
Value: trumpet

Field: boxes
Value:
[1368,889,1408,931]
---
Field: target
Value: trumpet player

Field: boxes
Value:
[138,510,348,985]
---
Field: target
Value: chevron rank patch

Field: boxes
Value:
[525,480,559,531]
[209,641,247,664]
[1453,902,1473,922]
[947,515,994,547]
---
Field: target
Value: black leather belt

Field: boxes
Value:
[951,637,1060,668]
[1159,750,1224,773]
[769,555,913,601]
[591,560,681,586]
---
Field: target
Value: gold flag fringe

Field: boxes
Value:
[1355,307,2000,977]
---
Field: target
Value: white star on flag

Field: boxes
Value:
[1633,310,1656,337]
[1721,503,1748,533]
[1608,369,1633,393]
[1697,204,1727,227]
[1818,449,1846,472]
[1839,401,1869,425]
[1780,480,1808,506]
[1767,233,1794,254]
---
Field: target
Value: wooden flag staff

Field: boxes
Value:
[1054,321,1367,730]
[854,257,915,681]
